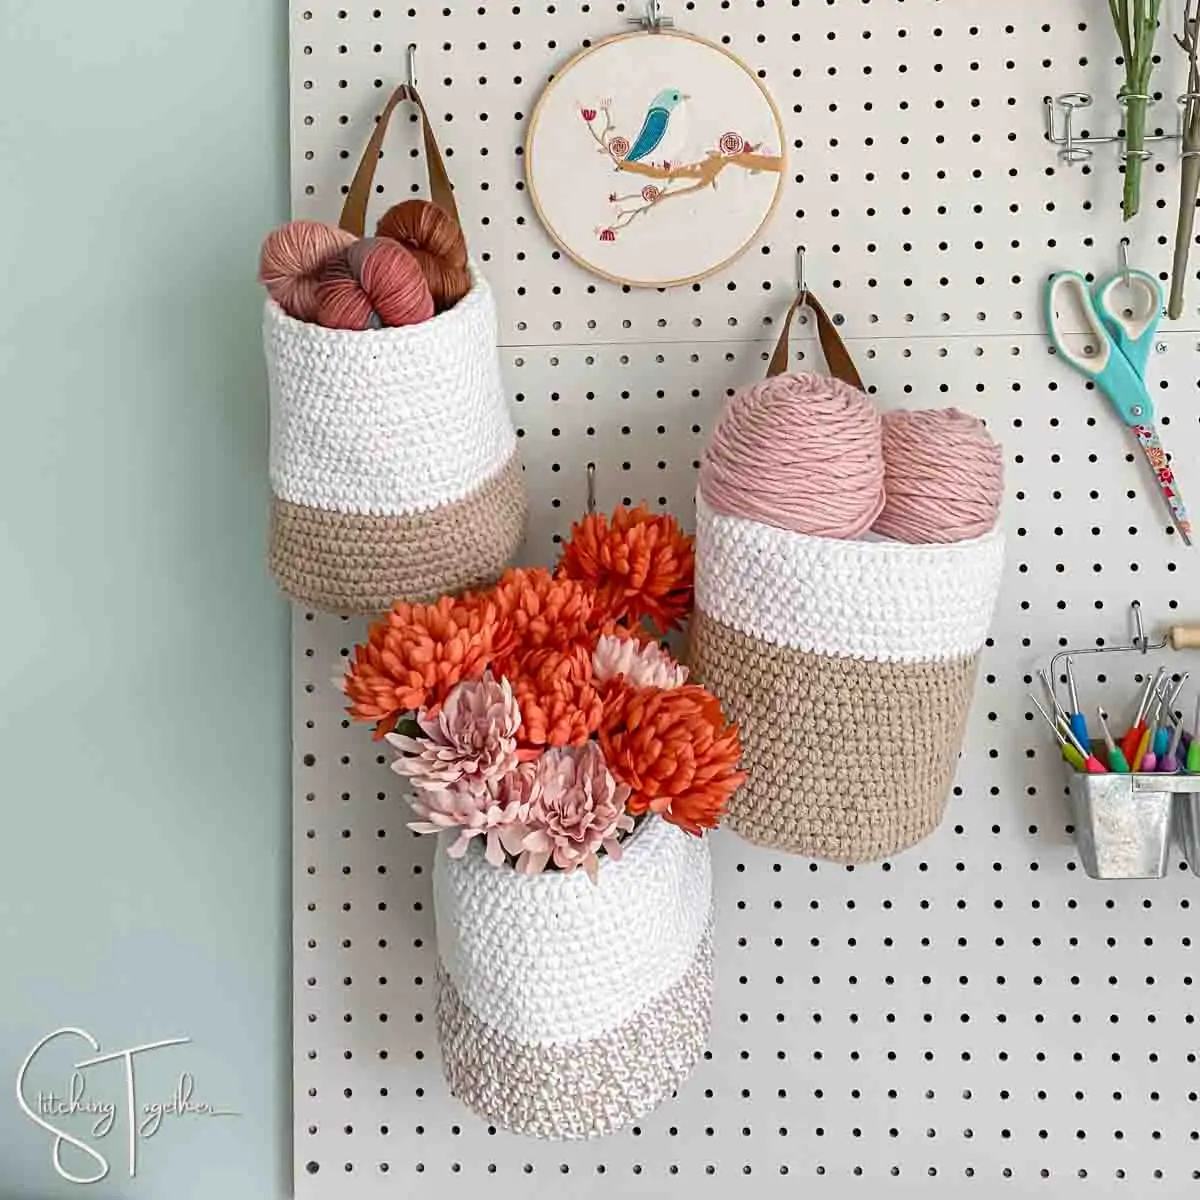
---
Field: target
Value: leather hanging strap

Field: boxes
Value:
[766,288,864,391]
[338,84,460,237]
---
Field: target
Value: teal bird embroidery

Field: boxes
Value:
[625,87,689,164]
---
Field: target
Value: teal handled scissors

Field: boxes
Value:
[1044,269,1192,546]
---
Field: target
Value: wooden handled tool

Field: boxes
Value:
[1170,624,1200,650]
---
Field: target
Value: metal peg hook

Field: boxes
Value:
[406,43,417,88]
[1133,599,1147,652]
[627,0,674,31]
[586,463,597,515]
[1119,236,1132,289]
[796,245,806,294]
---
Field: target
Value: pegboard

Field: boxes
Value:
[290,2,1200,1196]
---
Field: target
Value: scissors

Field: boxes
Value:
[1044,269,1192,546]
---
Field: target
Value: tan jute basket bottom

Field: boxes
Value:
[689,609,980,863]
[270,453,527,615]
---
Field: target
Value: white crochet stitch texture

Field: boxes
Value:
[433,815,712,1047]
[265,266,516,516]
[695,491,1005,662]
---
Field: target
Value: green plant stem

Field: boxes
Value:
[1112,0,1162,221]
[1169,5,1200,319]
[1122,95,1147,220]
[1168,151,1199,317]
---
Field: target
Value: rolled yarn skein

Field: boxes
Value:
[873,408,1004,544]
[699,372,886,539]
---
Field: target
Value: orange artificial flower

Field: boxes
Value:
[510,643,605,749]
[557,505,695,634]
[340,595,505,736]
[599,684,747,836]
[488,567,599,663]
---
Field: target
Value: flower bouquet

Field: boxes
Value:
[339,504,746,1139]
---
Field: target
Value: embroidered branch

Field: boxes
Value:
[580,102,783,238]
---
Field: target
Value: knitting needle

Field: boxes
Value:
[1029,693,1101,773]
[1064,656,1091,753]
[1120,666,1166,768]
[1161,704,1187,773]
[1188,696,1200,774]
[1096,707,1131,773]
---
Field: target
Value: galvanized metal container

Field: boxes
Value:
[1067,773,1196,880]
[1174,787,1200,878]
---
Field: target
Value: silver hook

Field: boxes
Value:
[1133,598,1146,652]
[627,0,673,31]
[406,43,417,89]
[796,245,806,294]
[1119,236,1131,289]
[586,463,597,515]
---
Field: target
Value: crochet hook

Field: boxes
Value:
[1038,668,1076,764]
[1161,706,1186,773]
[1064,656,1091,753]
[1138,703,1160,773]
[1029,693,1100,773]
[1155,672,1190,753]
[1096,707,1131,773]
[1188,696,1200,774]
[1120,666,1166,768]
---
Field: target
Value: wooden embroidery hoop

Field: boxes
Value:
[525,29,787,289]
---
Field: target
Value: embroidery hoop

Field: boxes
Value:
[525,28,787,289]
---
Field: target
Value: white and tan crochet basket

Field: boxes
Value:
[690,494,1004,861]
[689,292,1005,862]
[265,85,525,614]
[433,816,713,1139]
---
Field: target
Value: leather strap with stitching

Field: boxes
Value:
[339,84,460,237]
[766,288,864,391]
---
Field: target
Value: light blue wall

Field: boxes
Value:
[0,2,290,1197]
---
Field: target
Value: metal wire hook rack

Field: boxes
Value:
[1042,91,1184,166]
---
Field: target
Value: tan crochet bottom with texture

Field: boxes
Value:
[436,924,712,1140]
[689,610,979,863]
[269,453,526,614]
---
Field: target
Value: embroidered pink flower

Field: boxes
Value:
[512,743,634,881]
[592,633,688,690]
[386,673,520,796]
[581,107,597,122]
[406,763,536,865]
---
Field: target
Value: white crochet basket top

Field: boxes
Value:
[433,816,712,1047]
[265,264,517,517]
[695,491,1005,663]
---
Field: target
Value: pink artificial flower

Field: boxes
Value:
[512,743,635,882]
[591,633,688,690]
[386,673,520,796]
[407,762,536,866]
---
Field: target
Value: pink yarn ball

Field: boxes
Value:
[258,219,356,321]
[699,372,886,539]
[872,408,1004,544]
[314,237,435,331]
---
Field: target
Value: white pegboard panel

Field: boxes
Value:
[291,0,1200,344]
[295,334,1200,1198]
[289,0,1200,1195]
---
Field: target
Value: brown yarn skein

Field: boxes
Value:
[376,199,471,312]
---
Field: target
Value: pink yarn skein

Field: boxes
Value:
[699,372,886,539]
[258,219,356,322]
[873,408,1004,544]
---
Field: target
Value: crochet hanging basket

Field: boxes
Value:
[433,816,713,1139]
[265,85,526,614]
[688,291,1005,862]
